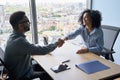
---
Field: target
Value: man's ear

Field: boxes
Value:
[18,23,22,27]
[18,24,23,30]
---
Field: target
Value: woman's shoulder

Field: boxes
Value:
[95,27,103,34]
[95,26,102,31]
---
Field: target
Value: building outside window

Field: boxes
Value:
[0,0,31,49]
[35,0,88,44]
[0,0,88,49]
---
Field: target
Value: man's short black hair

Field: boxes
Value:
[9,11,25,30]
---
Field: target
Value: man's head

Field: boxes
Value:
[9,11,30,33]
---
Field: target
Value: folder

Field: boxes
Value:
[75,60,110,74]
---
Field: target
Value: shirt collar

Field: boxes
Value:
[89,28,96,35]
[85,27,97,35]
[13,30,26,38]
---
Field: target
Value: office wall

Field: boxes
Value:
[92,0,120,62]
[92,0,120,27]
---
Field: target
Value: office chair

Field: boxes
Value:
[0,47,9,80]
[0,47,40,80]
[100,25,120,62]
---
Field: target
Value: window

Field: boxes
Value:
[35,0,88,44]
[0,0,89,49]
[0,0,31,48]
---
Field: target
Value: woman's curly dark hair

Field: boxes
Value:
[78,9,102,28]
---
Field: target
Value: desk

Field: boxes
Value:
[33,42,120,80]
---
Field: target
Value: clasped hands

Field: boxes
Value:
[57,38,89,54]
[57,38,65,47]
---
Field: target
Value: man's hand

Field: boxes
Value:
[57,38,65,47]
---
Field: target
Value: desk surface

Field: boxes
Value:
[33,42,120,80]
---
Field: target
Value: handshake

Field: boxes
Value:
[57,38,67,47]
[43,36,68,48]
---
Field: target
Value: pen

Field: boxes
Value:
[62,59,70,63]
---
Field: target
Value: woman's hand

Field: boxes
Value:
[76,48,89,54]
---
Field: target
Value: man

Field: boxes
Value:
[4,11,64,80]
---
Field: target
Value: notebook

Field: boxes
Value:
[75,60,110,74]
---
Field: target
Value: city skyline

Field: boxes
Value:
[0,0,86,5]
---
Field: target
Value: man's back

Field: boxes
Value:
[4,31,32,78]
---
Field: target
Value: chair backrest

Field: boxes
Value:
[102,25,120,51]
[0,47,9,74]
[0,47,4,61]
[0,47,9,79]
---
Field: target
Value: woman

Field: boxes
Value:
[64,9,104,54]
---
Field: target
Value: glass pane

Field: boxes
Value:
[0,0,31,49]
[36,0,87,45]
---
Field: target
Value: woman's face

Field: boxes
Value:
[83,12,92,26]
